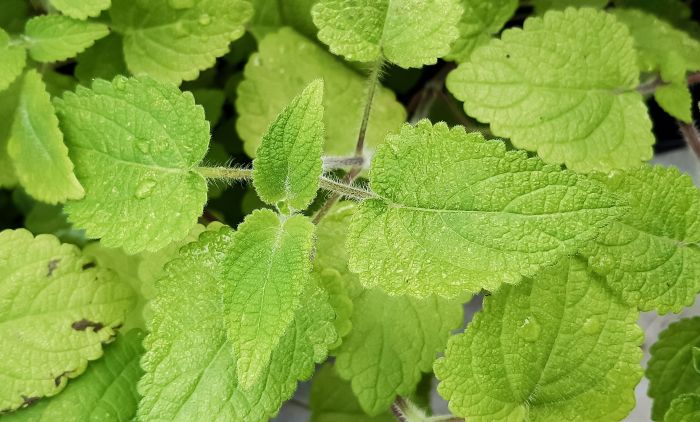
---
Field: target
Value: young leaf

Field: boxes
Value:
[236,28,405,157]
[312,0,463,68]
[139,227,337,421]
[654,52,693,122]
[665,394,700,422]
[612,9,700,74]
[74,34,128,85]
[2,329,144,421]
[23,15,109,63]
[225,209,316,389]
[435,258,643,421]
[8,70,84,204]
[613,9,700,122]
[252,80,324,210]
[445,0,517,63]
[0,229,135,412]
[335,288,463,415]
[647,317,700,420]
[55,76,210,254]
[581,166,700,313]
[348,121,625,298]
[447,8,653,172]
[310,364,394,422]
[49,0,112,20]
[110,0,253,85]
[0,27,26,92]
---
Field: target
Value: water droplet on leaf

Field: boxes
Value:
[517,316,541,342]
[114,76,127,91]
[135,180,157,199]
[582,317,601,334]
[198,14,211,25]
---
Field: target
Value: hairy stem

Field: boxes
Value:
[196,166,252,180]
[318,176,375,200]
[196,166,374,201]
[355,60,383,157]
[678,121,700,161]
[390,398,410,422]
[323,155,366,169]
[312,61,383,223]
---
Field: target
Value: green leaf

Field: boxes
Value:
[612,9,700,74]
[0,27,26,92]
[447,8,653,172]
[445,0,517,63]
[665,394,700,422]
[139,226,337,421]
[310,364,394,422]
[0,229,135,412]
[110,0,253,85]
[348,121,625,297]
[49,0,112,20]
[8,70,84,204]
[225,209,316,388]
[435,258,643,421]
[2,329,144,421]
[55,76,210,254]
[315,269,353,350]
[0,74,20,188]
[75,34,129,85]
[23,15,109,63]
[253,80,324,210]
[313,203,360,347]
[312,0,463,68]
[236,28,405,157]
[82,241,146,331]
[648,317,700,420]
[693,347,700,374]
[136,223,208,323]
[336,287,463,415]
[613,9,700,122]
[581,166,700,313]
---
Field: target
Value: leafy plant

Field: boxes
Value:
[1,0,700,421]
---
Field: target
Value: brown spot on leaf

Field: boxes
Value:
[71,319,104,332]
[82,261,96,270]
[47,259,60,276]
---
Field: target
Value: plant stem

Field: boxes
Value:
[688,71,700,85]
[318,176,375,200]
[196,166,252,180]
[390,397,410,422]
[312,61,384,224]
[323,155,366,169]
[678,121,700,161]
[196,166,374,200]
[407,62,456,123]
[355,60,383,157]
